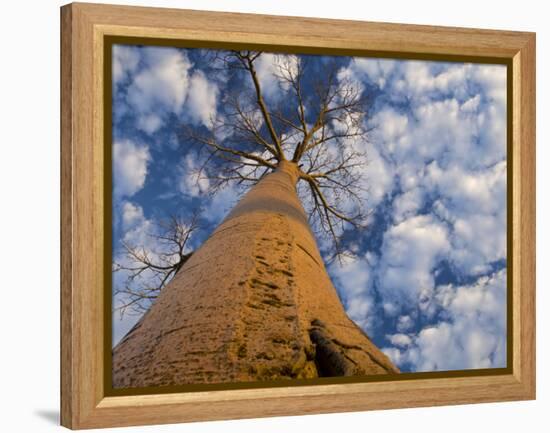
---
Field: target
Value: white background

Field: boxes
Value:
[0,0,546,431]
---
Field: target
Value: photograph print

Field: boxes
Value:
[110,43,508,390]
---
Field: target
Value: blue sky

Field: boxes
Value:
[111,44,507,373]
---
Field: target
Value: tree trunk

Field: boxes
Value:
[112,161,398,388]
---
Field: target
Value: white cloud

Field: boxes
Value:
[128,47,191,114]
[179,154,210,197]
[186,70,219,128]
[329,253,378,333]
[349,59,505,109]
[254,53,299,101]
[112,45,140,84]
[362,139,394,207]
[358,60,505,168]
[461,94,481,112]
[402,61,469,99]
[392,187,424,223]
[351,58,397,90]
[426,161,506,214]
[426,160,507,274]
[374,108,409,145]
[387,333,412,347]
[120,206,154,249]
[254,54,280,100]
[349,58,508,283]
[113,139,150,198]
[409,99,470,162]
[117,46,221,134]
[396,315,414,332]
[383,270,507,371]
[381,347,404,366]
[348,59,509,372]
[121,201,144,229]
[378,215,450,314]
[136,113,163,135]
[473,64,507,107]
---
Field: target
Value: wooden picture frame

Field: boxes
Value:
[60,2,536,429]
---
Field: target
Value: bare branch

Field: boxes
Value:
[113,212,200,317]
[181,51,373,258]
[239,52,285,160]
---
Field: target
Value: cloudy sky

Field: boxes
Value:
[111,44,508,373]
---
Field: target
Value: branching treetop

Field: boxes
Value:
[187,50,373,257]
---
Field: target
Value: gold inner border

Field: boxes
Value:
[103,35,514,397]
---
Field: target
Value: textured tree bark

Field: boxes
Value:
[112,161,398,388]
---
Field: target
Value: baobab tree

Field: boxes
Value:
[112,50,398,388]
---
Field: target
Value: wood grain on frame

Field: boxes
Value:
[60,2,535,429]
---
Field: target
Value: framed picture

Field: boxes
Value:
[60,2,536,429]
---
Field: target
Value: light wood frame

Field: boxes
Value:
[60,2,536,429]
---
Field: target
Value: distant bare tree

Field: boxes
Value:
[186,51,372,259]
[113,212,200,316]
